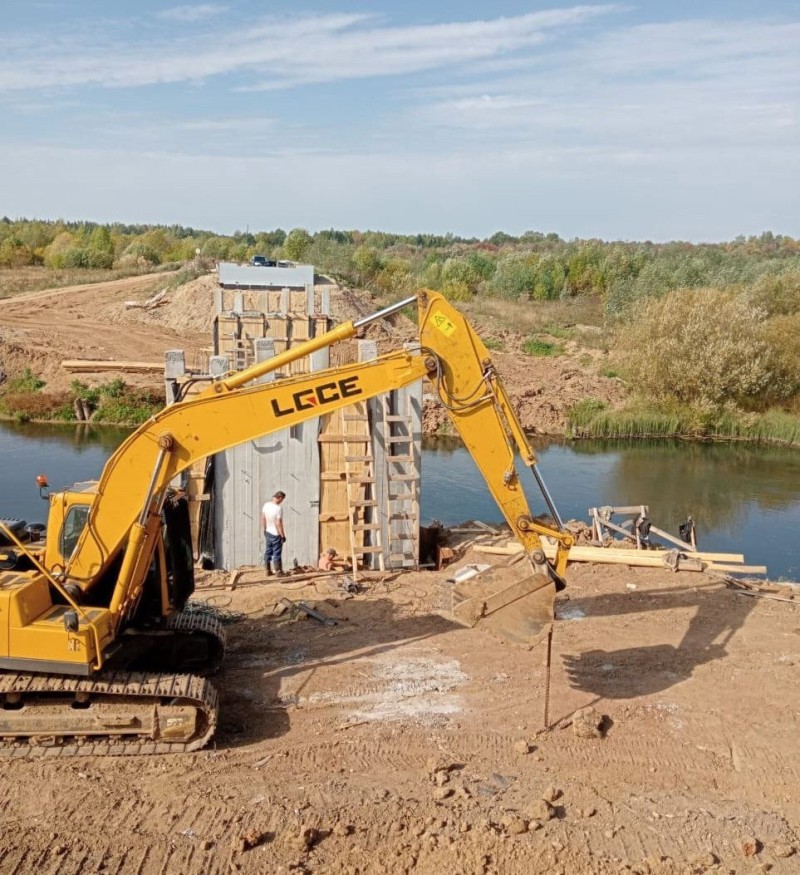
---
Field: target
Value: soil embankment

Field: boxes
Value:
[0,273,624,433]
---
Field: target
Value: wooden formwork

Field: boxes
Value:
[317,411,351,561]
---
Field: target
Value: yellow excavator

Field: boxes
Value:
[0,290,573,756]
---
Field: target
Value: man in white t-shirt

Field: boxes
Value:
[261,490,287,577]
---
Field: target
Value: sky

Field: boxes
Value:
[1,1,798,241]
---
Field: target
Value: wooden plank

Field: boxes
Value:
[62,360,165,373]
[648,524,699,553]
[478,541,746,564]
[705,563,767,575]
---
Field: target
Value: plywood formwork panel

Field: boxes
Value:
[318,411,350,561]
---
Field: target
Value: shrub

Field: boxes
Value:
[6,368,45,393]
[614,287,776,409]
[440,281,473,302]
[489,254,537,299]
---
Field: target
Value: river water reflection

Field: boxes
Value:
[1,422,798,581]
[421,436,800,582]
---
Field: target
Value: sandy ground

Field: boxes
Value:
[1,552,798,875]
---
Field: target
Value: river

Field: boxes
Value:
[2,422,798,581]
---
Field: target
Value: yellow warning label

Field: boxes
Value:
[431,311,456,337]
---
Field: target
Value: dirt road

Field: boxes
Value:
[0,273,209,391]
[1,558,797,874]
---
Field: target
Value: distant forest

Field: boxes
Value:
[1,217,799,318]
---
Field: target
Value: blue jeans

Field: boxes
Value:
[264,532,283,565]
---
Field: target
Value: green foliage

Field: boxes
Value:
[483,337,505,351]
[522,337,562,357]
[489,254,537,299]
[0,236,37,267]
[568,399,800,446]
[614,287,779,410]
[353,245,383,281]
[599,366,620,378]
[440,280,473,302]
[284,228,313,262]
[121,241,161,266]
[6,368,45,393]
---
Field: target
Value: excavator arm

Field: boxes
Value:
[60,290,572,642]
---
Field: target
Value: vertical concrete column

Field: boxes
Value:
[213,285,223,314]
[232,291,243,313]
[305,283,315,316]
[164,350,186,405]
[209,355,230,377]
[280,287,290,314]
[320,288,331,317]
[254,338,276,384]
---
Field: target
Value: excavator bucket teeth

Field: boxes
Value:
[444,570,555,649]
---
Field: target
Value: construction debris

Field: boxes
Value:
[124,289,169,309]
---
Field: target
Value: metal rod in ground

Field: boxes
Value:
[543,624,553,730]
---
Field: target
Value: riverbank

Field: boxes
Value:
[2,268,800,444]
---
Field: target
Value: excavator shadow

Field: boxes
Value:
[558,578,757,699]
[211,597,462,749]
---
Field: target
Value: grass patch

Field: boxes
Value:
[568,400,800,445]
[522,337,562,357]
[6,368,46,393]
[465,294,603,335]
[483,337,505,351]
[540,323,574,340]
[2,375,163,426]
[599,366,620,379]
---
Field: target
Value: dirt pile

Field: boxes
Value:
[101,274,219,334]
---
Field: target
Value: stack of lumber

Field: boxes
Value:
[474,539,766,576]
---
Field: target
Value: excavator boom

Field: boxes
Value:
[0,289,572,754]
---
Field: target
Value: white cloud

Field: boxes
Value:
[158,4,227,23]
[0,6,621,91]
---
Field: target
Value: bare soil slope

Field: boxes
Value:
[1,559,797,874]
[0,273,624,433]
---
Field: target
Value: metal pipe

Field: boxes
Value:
[138,447,168,527]
[353,295,418,330]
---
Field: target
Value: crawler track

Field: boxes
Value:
[0,671,218,757]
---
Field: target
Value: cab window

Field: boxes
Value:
[60,505,90,560]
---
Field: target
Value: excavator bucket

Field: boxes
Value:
[442,564,556,649]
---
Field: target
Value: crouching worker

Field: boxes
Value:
[318,547,344,571]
